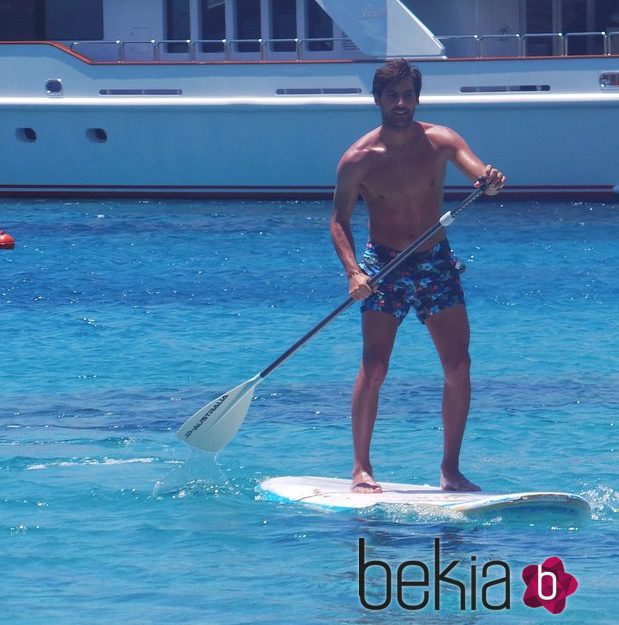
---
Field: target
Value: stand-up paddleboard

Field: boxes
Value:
[260,476,591,517]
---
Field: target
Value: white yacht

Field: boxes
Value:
[0,0,618,198]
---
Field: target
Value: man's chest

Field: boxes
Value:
[361,148,447,199]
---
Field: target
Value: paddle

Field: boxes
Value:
[177,178,489,452]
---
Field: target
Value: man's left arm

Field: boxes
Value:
[447,130,506,195]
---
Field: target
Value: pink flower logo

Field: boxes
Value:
[522,557,578,614]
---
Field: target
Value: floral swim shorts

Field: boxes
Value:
[359,239,465,324]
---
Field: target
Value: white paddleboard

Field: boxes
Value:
[260,476,591,516]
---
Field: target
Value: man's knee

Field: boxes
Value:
[360,354,390,389]
[443,353,471,385]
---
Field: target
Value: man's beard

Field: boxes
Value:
[382,107,414,129]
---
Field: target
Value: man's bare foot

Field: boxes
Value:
[351,471,383,494]
[440,469,481,492]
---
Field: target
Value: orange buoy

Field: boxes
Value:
[0,230,15,250]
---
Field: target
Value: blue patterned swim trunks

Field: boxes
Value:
[359,239,465,324]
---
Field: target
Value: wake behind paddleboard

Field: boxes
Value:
[260,476,591,517]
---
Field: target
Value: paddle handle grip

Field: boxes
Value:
[259,178,488,379]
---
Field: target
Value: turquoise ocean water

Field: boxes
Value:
[1,198,617,624]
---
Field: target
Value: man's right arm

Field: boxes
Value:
[330,155,373,300]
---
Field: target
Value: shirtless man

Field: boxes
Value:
[330,59,505,493]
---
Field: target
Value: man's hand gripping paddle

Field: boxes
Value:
[176,178,489,452]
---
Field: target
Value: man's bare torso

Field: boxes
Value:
[350,121,454,250]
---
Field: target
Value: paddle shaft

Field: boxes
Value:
[259,179,488,379]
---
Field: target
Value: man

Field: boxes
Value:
[330,59,505,493]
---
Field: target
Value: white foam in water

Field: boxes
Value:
[152,451,228,498]
[26,457,158,470]
[582,485,619,520]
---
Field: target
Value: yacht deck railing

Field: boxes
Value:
[68,31,619,63]
[70,38,350,63]
[438,31,619,58]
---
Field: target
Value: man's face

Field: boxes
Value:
[375,76,418,129]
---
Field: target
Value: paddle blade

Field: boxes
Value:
[176,374,262,452]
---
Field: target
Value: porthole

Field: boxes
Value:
[600,72,619,88]
[86,128,108,143]
[16,128,37,143]
[45,79,63,95]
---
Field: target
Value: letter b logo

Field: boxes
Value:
[522,557,578,614]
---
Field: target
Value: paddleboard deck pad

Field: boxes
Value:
[260,476,591,516]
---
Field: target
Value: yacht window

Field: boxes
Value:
[44,0,103,40]
[561,0,602,55]
[526,0,611,56]
[45,79,63,95]
[99,89,183,96]
[276,87,362,95]
[0,0,42,39]
[201,0,226,53]
[16,128,37,143]
[600,73,619,88]
[86,129,108,143]
[460,85,551,93]
[0,0,103,40]
[236,0,262,52]
[166,0,190,53]
[307,0,333,51]
[271,0,297,52]
[525,0,555,56]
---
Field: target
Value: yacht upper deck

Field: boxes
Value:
[1,0,618,64]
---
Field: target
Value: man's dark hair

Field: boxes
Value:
[371,59,422,101]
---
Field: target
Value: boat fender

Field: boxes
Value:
[0,231,15,250]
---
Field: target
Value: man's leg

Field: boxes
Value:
[351,311,399,493]
[425,304,480,491]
